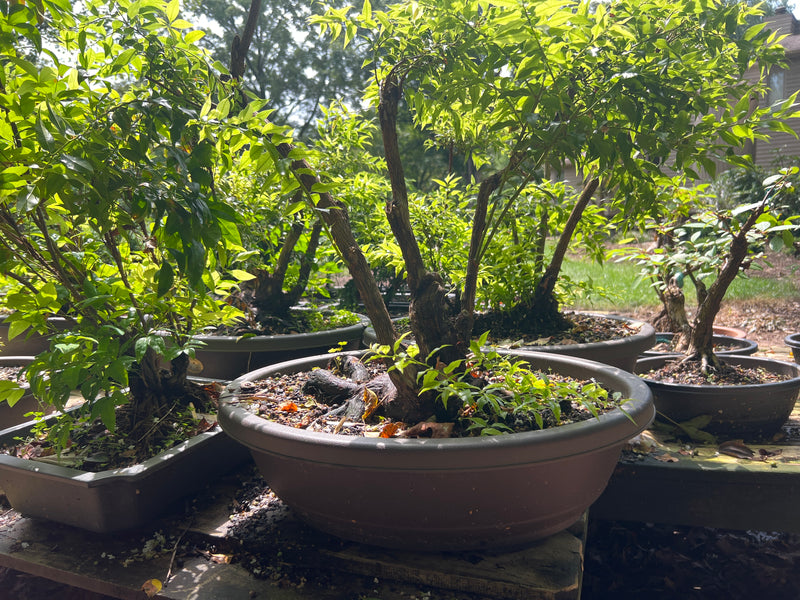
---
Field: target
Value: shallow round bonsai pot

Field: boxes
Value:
[786,333,800,365]
[190,316,368,380]
[0,356,49,428]
[713,325,747,339]
[518,314,655,372]
[219,351,654,551]
[635,354,800,439]
[365,313,655,373]
[642,333,758,358]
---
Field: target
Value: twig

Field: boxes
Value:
[164,520,193,585]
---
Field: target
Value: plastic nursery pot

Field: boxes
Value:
[219,350,654,552]
[786,333,800,365]
[635,354,800,439]
[642,333,758,358]
[713,325,747,339]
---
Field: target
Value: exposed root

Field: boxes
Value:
[678,349,724,377]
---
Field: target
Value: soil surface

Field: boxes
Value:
[2,298,800,599]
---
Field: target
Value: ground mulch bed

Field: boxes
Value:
[3,299,800,598]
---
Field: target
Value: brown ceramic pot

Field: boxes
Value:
[219,351,654,551]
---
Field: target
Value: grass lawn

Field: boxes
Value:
[561,253,800,312]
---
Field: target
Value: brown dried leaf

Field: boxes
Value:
[653,453,679,463]
[379,422,404,438]
[361,387,380,420]
[719,440,755,459]
[195,417,216,434]
[759,447,783,457]
[210,553,233,564]
[141,579,162,598]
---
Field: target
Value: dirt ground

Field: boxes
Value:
[2,288,800,599]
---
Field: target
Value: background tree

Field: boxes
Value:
[184,0,375,137]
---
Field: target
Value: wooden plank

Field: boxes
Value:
[317,517,586,600]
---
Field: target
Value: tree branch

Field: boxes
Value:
[378,72,427,293]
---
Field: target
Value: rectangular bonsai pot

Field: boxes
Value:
[0,416,251,533]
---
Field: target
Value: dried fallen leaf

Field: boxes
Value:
[719,439,755,459]
[379,422,404,438]
[279,401,298,412]
[759,448,783,457]
[194,417,215,434]
[361,387,381,420]
[626,431,660,453]
[141,579,162,598]
[653,453,679,463]
[210,553,233,564]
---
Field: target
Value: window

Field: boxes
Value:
[768,69,786,105]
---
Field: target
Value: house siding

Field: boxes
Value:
[750,11,800,170]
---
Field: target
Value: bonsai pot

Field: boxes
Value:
[642,333,758,358]
[364,313,655,373]
[713,325,747,339]
[0,356,53,428]
[635,354,800,439]
[786,333,800,365]
[190,316,368,380]
[0,375,251,532]
[0,316,74,357]
[0,411,251,533]
[218,351,654,551]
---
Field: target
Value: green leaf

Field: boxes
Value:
[106,359,129,386]
[156,262,175,297]
[0,381,25,407]
[184,29,205,44]
[229,269,256,281]
[92,394,118,433]
[166,0,180,22]
[61,154,94,175]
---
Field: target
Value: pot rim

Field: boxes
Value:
[636,354,800,391]
[785,332,800,348]
[219,350,654,468]
[192,315,369,349]
[644,333,758,356]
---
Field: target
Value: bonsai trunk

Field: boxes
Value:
[378,73,467,367]
[653,279,692,351]
[252,214,323,320]
[683,202,767,373]
[513,178,599,334]
[126,347,208,456]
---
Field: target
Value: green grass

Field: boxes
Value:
[561,256,799,312]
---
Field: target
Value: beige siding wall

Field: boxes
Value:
[749,12,800,170]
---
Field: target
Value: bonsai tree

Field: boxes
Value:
[617,172,799,371]
[0,0,280,455]
[276,0,791,418]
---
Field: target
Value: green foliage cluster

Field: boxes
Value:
[370,332,626,436]
[0,0,287,445]
[613,170,800,345]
